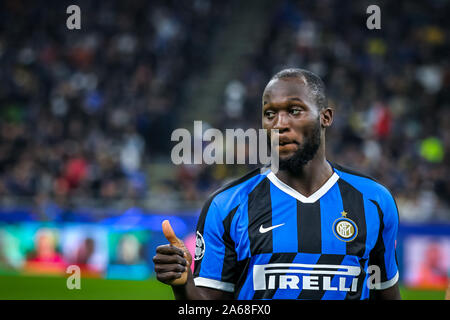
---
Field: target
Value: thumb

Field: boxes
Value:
[161,220,192,286]
[162,220,183,247]
[162,220,192,265]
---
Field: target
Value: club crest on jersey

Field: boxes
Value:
[332,211,358,242]
[194,231,205,261]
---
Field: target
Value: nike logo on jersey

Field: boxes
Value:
[259,223,285,233]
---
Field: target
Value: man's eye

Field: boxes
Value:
[265,111,275,118]
[290,108,302,115]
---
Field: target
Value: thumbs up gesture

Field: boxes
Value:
[153,220,192,285]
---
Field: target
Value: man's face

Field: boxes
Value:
[262,77,322,173]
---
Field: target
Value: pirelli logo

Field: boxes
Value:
[253,263,361,292]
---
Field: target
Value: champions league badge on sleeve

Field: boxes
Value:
[194,231,205,261]
[333,211,358,242]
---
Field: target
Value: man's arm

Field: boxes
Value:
[172,266,234,300]
[368,190,401,300]
[370,282,401,300]
[153,220,234,300]
[153,242,233,300]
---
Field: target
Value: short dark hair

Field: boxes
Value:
[270,68,328,110]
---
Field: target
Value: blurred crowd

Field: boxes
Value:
[0,0,448,222]
[0,0,230,215]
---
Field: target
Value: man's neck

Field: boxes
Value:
[274,155,334,198]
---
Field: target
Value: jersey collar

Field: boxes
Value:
[266,170,340,203]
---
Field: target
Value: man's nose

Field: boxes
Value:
[273,111,290,132]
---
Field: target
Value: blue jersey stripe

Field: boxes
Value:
[237,254,272,299]
[272,253,321,299]
[270,184,298,253]
[320,183,346,255]
[231,203,251,262]
[199,201,226,280]
[363,197,381,258]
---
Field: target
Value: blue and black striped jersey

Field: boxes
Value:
[193,163,399,300]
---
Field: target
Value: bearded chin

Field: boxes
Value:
[278,122,321,175]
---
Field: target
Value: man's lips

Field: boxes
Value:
[276,137,299,146]
[275,139,299,153]
[278,143,298,150]
[278,141,298,146]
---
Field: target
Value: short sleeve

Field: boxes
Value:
[369,192,400,290]
[193,198,237,293]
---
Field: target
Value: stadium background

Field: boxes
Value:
[0,0,448,299]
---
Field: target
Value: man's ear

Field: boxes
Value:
[320,106,334,128]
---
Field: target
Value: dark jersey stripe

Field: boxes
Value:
[252,252,297,300]
[331,161,401,223]
[369,199,388,282]
[345,258,367,300]
[337,179,367,257]
[296,254,345,300]
[221,206,239,283]
[248,178,273,255]
[297,200,321,253]
[330,162,376,181]
[234,257,251,299]
[332,161,401,223]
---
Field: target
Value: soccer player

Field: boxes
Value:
[153,68,401,300]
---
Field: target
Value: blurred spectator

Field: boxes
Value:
[23,228,66,274]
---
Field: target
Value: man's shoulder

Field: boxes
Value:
[332,162,400,225]
[331,162,395,203]
[201,166,269,215]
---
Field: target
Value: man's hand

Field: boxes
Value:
[153,220,192,285]
[153,220,234,300]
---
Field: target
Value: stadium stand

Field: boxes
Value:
[0,0,448,222]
